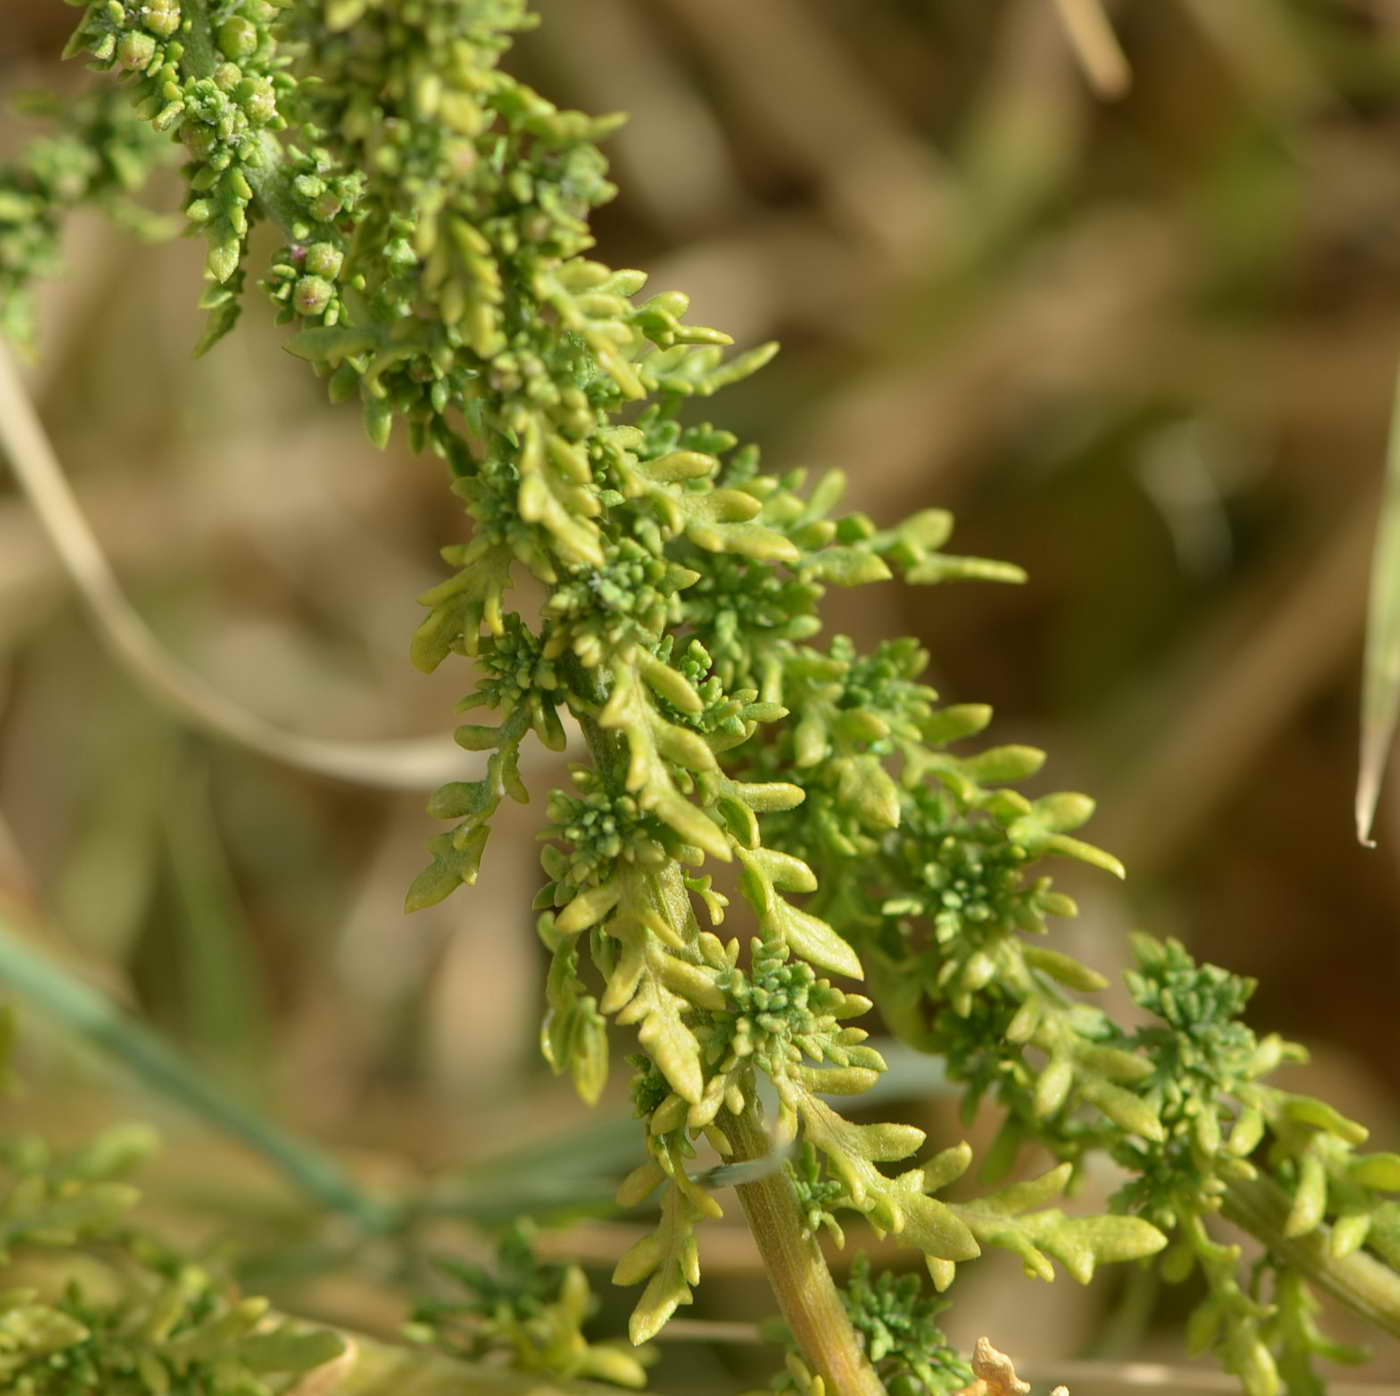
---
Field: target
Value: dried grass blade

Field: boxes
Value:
[1357,362,1400,845]
[1051,0,1131,99]
[0,339,463,790]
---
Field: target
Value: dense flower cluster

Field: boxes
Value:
[0,1019,341,1396]
[0,87,172,346]
[766,1257,972,1396]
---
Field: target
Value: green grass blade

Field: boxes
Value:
[163,752,271,1069]
[0,910,397,1233]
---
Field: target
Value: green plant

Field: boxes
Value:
[3,3,1400,1394]
[0,1006,346,1396]
[406,1219,653,1387]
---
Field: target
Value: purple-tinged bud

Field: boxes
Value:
[293,275,334,316]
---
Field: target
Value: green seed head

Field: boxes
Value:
[217,16,257,59]
[293,275,334,316]
[303,242,343,280]
[140,0,181,37]
[116,30,157,70]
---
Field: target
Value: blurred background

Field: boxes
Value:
[3,1,1400,1390]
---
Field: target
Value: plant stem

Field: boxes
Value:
[1221,1176,1400,1340]
[570,695,883,1393]
[718,1101,884,1396]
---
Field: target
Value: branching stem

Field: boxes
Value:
[181,2,324,239]
[64,2,1400,1384]
[1222,1175,1400,1340]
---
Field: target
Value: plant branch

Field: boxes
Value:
[569,690,882,1391]
[1221,1175,1400,1340]
[180,0,316,239]
[1,0,478,790]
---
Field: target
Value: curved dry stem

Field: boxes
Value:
[0,339,464,790]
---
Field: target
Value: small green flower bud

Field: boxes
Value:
[364,396,393,449]
[142,0,182,37]
[116,31,157,70]
[218,16,257,59]
[213,62,241,91]
[1332,1211,1372,1258]
[239,77,277,124]
[412,73,441,118]
[293,275,334,316]
[303,242,342,279]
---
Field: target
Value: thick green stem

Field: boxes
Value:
[718,1100,884,1396]
[1222,1176,1400,1340]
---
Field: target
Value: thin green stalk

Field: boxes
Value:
[0,909,398,1235]
[718,1100,884,1396]
[1222,1175,1400,1340]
